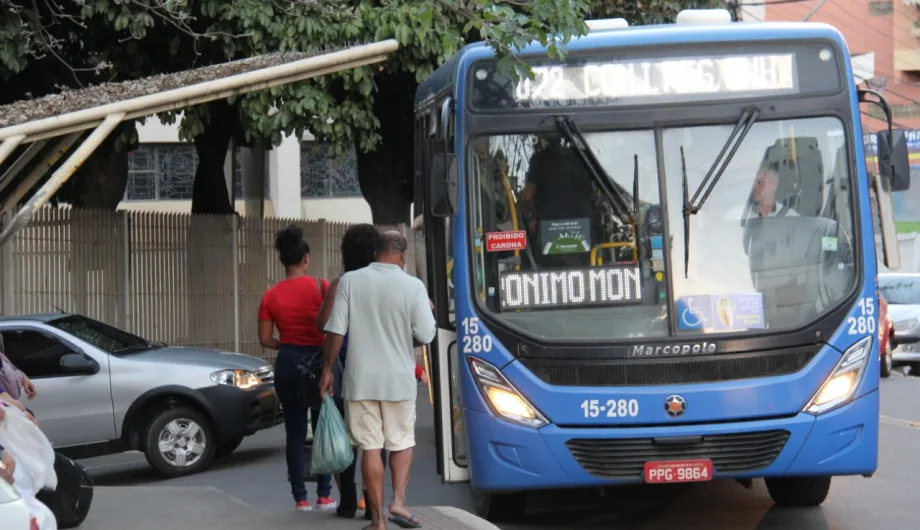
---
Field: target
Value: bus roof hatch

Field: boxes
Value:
[676,9,733,25]
[585,18,629,31]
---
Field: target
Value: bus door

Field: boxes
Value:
[414,96,470,483]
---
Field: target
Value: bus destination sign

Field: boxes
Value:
[500,265,643,311]
[516,54,795,104]
[471,52,804,110]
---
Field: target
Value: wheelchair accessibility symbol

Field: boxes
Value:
[679,296,709,330]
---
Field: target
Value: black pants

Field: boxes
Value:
[275,345,357,509]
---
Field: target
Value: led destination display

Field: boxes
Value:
[500,265,643,311]
[468,44,848,110]
[513,53,797,104]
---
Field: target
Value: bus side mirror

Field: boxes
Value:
[877,129,910,191]
[429,153,458,217]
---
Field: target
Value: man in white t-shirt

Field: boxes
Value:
[321,231,436,530]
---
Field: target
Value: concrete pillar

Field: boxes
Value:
[269,135,302,219]
[238,146,266,218]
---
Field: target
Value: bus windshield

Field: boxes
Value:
[468,117,857,342]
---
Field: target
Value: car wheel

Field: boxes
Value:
[143,407,216,478]
[471,486,526,522]
[881,340,893,378]
[765,476,831,507]
[214,437,244,459]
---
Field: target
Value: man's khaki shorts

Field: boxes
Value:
[345,398,416,452]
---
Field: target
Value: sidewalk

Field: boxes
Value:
[82,485,498,530]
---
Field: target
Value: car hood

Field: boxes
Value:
[887,304,920,325]
[128,346,271,371]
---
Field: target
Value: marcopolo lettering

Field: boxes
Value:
[629,342,717,358]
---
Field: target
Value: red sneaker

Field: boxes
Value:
[295,500,312,512]
[316,496,339,510]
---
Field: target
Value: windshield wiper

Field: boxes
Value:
[553,116,637,224]
[681,106,761,278]
[632,153,640,218]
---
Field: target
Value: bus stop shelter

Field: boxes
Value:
[0,39,398,246]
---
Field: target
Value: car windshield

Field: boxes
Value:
[879,276,920,305]
[468,117,857,342]
[50,315,157,354]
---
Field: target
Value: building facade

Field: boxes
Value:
[741,0,920,226]
[122,116,374,223]
[742,0,920,132]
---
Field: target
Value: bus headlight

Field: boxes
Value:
[803,336,872,415]
[468,356,548,428]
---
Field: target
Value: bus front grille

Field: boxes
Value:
[520,348,817,387]
[566,429,790,479]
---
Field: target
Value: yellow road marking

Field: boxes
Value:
[880,414,920,428]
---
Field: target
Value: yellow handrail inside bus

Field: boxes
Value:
[591,222,639,266]
[591,242,638,266]
[447,257,486,301]
[421,343,434,405]
[498,166,521,270]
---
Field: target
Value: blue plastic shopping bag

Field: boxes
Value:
[310,396,354,475]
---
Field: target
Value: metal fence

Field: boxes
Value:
[0,206,406,360]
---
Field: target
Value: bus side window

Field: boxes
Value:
[417,100,457,329]
[413,114,429,289]
[444,216,456,324]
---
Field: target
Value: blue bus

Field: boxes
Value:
[411,9,910,521]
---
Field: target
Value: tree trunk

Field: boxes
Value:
[70,151,129,209]
[191,100,237,215]
[64,122,135,209]
[356,71,416,225]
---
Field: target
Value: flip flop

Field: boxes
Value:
[388,513,422,528]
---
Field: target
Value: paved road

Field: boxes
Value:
[78,374,920,529]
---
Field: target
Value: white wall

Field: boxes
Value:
[130,114,373,223]
[739,0,765,22]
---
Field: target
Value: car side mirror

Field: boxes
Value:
[59,353,97,374]
[877,129,910,192]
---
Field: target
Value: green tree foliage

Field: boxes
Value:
[0,0,721,219]
[218,0,721,222]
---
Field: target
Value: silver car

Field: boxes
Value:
[878,273,920,373]
[0,313,282,478]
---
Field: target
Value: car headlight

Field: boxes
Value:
[211,369,261,390]
[803,336,872,415]
[468,356,548,428]
[893,318,918,332]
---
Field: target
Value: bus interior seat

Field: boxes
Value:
[744,215,851,326]
[762,137,824,217]
[820,146,848,220]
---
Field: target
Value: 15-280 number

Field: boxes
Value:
[461,317,493,353]
[580,399,639,418]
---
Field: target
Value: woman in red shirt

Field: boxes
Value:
[258,225,348,512]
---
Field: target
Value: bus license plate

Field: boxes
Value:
[644,459,713,483]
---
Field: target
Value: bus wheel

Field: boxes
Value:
[765,477,831,507]
[471,487,526,522]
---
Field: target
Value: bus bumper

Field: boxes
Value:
[465,389,878,492]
